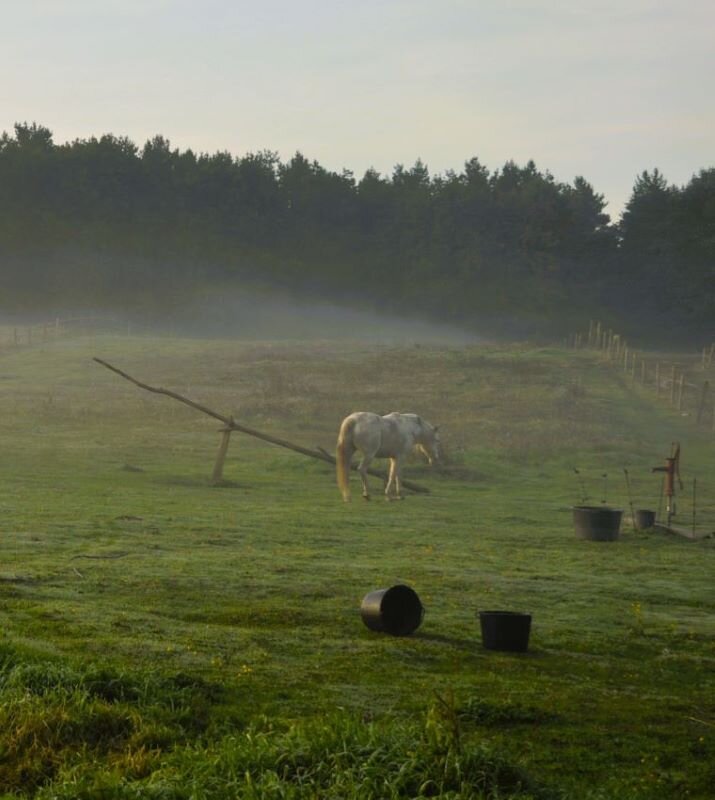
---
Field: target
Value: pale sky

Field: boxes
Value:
[2,0,713,218]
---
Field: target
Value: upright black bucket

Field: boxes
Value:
[360,584,424,636]
[479,611,531,652]
[572,505,622,541]
[634,509,656,530]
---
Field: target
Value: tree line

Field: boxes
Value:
[0,122,712,340]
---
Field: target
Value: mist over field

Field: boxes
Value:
[1,288,489,345]
[164,288,487,343]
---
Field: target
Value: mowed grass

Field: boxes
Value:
[0,334,713,799]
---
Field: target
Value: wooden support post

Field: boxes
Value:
[212,421,234,485]
[670,365,677,405]
[677,373,685,412]
[696,381,710,425]
[623,346,629,371]
[595,321,601,349]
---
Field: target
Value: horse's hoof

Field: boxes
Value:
[362,495,370,501]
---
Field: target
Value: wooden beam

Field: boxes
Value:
[93,357,430,493]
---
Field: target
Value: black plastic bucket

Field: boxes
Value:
[479,611,531,652]
[634,509,656,530]
[360,584,424,636]
[572,505,622,541]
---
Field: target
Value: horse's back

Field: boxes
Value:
[377,413,417,456]
[342,411,416,458]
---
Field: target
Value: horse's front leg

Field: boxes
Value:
[387,456,405,500]
[394,457,405,500]
[385,458,404,500]
[358,455,373,500]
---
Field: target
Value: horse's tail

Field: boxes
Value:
[336,416,357,502]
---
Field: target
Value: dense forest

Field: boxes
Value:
[0,122,713,341]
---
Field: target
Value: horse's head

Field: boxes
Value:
[416,420,441,465]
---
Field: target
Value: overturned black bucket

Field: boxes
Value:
[360,585,424,636]
[634,509,656,530]
[572,505,622,541]
[479,611,531,652]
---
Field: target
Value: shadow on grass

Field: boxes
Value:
[414,631,546,660]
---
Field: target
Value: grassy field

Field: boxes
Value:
[0,333,713,799]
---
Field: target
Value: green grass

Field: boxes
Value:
[0,335,713,798]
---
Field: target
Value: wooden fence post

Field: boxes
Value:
[696,381,710,425]
[212,422,234,485]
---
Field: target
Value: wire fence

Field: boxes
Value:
[0,315,147,354]
[568,321,715,434]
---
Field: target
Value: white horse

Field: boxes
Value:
[336,412,440,502]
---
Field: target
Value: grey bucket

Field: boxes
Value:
[572,505,623,541]
[634,509,656,530]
